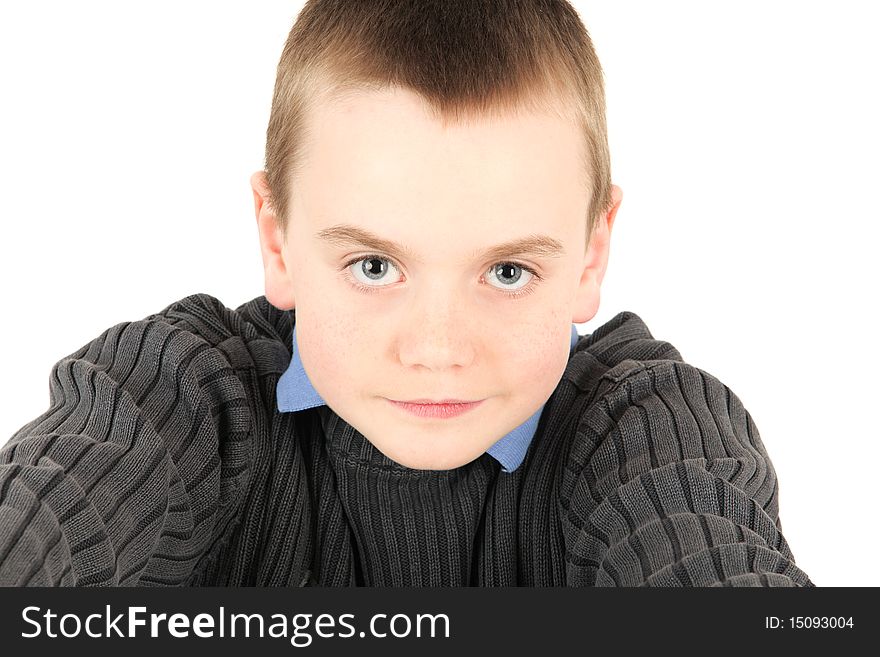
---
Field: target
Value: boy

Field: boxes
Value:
[0,0,813,586]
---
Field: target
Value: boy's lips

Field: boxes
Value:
[393,398,480,404]
[385,398,486,419]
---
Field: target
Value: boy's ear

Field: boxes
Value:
[250,170,296,310]
[571,184,622,324]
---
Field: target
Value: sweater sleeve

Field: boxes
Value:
[560,360,814,587]
[0,311,252,586]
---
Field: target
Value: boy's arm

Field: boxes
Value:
[560,361,814,587]
[0,311,252,586]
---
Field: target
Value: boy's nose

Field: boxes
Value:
[397,318,476,372]
[394,281,483,367]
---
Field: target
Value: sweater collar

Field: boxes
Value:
[277,323,580,473]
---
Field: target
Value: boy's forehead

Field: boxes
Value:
[300,88,587,207]
[291,86,589,256]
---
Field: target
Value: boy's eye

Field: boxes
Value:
[342,255,539,297]
[485,262,535,293]
[348,256,401,286]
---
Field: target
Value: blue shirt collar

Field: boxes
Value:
[277,322,580,473]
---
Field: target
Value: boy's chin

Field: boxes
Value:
[365,432,492,472]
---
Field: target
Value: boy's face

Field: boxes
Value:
[253,86,622,471]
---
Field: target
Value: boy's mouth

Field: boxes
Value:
[385,398,485,419]
[395,398,479,404]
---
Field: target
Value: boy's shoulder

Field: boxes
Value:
[145,291,290,344]
[561,311,753,440]
[135,291,293,376]
[565,310,686,394]
[560,310,771,470]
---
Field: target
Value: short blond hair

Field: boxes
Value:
[263,0,612,250]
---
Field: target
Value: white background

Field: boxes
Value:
[1,1,877,587]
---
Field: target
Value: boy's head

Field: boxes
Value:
[251,0,622,470]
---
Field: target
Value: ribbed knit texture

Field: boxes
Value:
[0,293,814,586]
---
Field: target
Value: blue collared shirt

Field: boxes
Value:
[277,322,580,473]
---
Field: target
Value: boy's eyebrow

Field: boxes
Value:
[314,223,566,263]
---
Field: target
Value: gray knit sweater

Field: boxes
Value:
[0,293,814,586]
